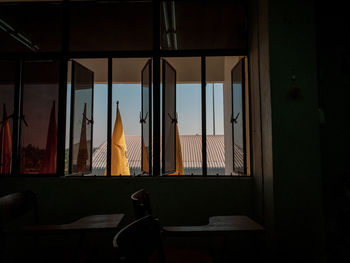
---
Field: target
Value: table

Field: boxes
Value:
[18,213,125,233]
[163,215,264,235]
[18,214,124,232]
[163,216,265,262]
[13,214,124,262]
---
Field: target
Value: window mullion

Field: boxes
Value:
[201,56,207,176]
[107,57,112,177]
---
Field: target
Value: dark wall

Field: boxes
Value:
[268,0,325,261]
[0,177,253,227]
[316,1,350,261]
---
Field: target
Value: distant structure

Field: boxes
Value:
[92,135,243,175]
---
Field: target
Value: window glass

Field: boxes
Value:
[205,80,225,175]
[0,60,16,175]
[70,60,94,174]
[70,59,108,176]
[21,61,59,174]
[205,56,231,175]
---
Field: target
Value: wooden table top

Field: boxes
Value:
[208,215,264,231]
[18,213,124,233]
[163,215,264,235]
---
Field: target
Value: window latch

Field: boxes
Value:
[231,112,240,124]
[0,113,14,126]
[167,112,178,124]
[20,114,29,127]
[140,112,148,124]
[82,112,93,125]
[1,113,29,127]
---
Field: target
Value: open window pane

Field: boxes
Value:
[162,57,202,175]
[0,60,16,175]
[141,60,152,175]
[21,61,59,174]
[231,58,246,174]
[162,59,176,174]
[69,61,94,174]
[69,59,108,176]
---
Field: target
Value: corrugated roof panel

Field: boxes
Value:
[92,135,243,174]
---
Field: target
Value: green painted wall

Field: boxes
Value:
[268,0,325,261]
[0,177,253,227]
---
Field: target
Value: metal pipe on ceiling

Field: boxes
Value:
[170,1,177,50]
[0,18,39,52]
[162,1,172,49]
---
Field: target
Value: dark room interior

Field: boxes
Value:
[0,0,349,262]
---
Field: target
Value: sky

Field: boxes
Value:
[66,83,225,148]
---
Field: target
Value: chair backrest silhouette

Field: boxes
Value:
[113,215,165,263]
[0,190,38,230]
[131,189,152,219]
[0,191,38,263]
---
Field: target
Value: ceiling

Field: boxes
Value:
[69,57,233,84]
[0,0,247,52]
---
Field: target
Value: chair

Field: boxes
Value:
[0,190,38,230]
[0,191,38,263]
[113,215,165,263]
[131,189,152,219]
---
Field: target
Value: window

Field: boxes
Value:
[0,57,250,177]
[1,1,250,177]
[66,58,152,176]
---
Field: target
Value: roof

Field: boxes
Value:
[92,135,243,175]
